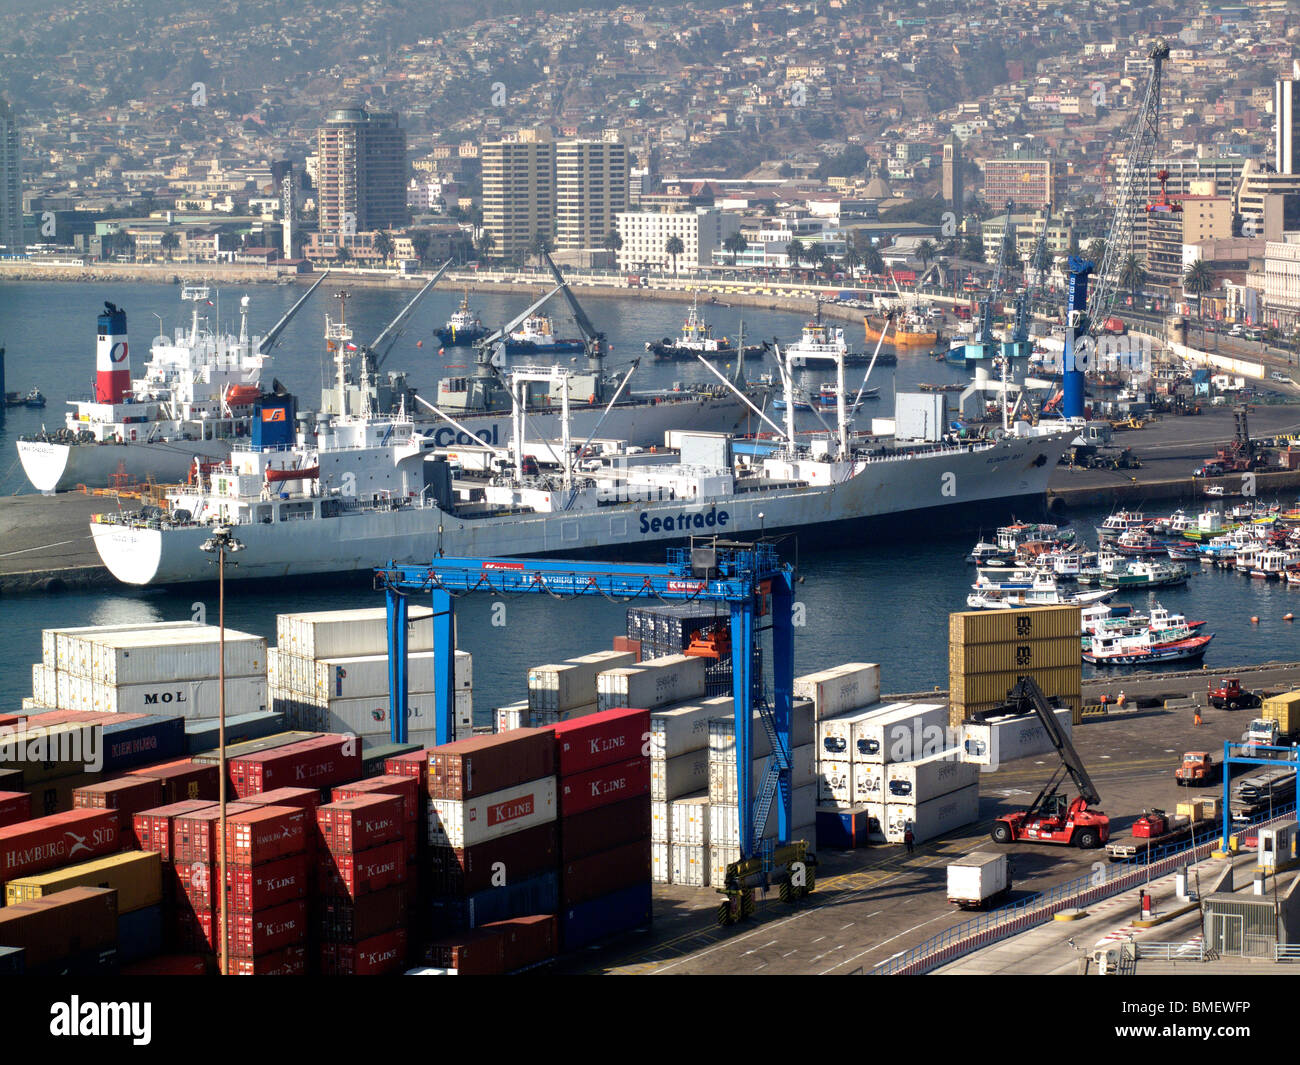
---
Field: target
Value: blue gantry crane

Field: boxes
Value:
[375,540,797,859]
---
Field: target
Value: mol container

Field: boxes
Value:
[88,628,267,686]
[884,748,980,803]
[855,703,950,765]
[49,621,202,676]
[962,707,1073,767]
[884,783,979,844]
[276,606,435,661]
[427,777,558,849]
[300,650,472,702]
[427,729,555,800]
[793,663,881,720]
[596,655,707,713]
[528,651,637,713]
[550,707,650,778]
[89,675,268,718]
[652,750,709,802]
[946,852,1011,910]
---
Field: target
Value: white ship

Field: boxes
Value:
[16,278,325,493]
[90,305,1074,587]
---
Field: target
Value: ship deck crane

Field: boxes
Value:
[977,199,1016,350]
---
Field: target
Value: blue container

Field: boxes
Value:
[117,906,163,965]
[816,807,876,849]
[560,882,652,952]
[184,711,285,753]
[429,870,559,935]
[0,945,25,975]
[101,715,186,772]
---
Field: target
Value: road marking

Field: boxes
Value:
[821,912,952,975]
[0,537,91,558]
[811,935,826,943]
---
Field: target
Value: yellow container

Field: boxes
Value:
[948,606,1081,647]
[949,635,1080,676]
[1263,690,1300,734]
[5,850,162,913]
[949,665,1082,708]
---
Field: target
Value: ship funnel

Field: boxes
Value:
[95,301,130,403]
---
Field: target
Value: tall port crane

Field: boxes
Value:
[974,199,1016,354]
[1063,39,1170,420]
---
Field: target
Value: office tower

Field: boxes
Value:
[316,106,408,235]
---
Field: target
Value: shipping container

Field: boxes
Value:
[884,748,980,803]
[550,706,650,778]
[669,793,709,847]
[482,913,557,971]
[316,796,404,854]
[226,806,308,866]
[5,850,162,912]
[225,897,308,958]
[228,852,311,913]
[0,945,25,975]
[817,759,852,806]
[116,904,163,964]
[855,703,950,765]
[949,666,1082,709]
[275,690,472,739]
[816,702,909,760]
[88,675,267,719]
[494,701,529,733]
[0,790,31,829]
[237,787,322,814]
[884,783,980,844]
[1263,690,1300,735]
[948,635,1080,677]
[850,762,886,806]
[421,928,506,975]
[0,809,120,883]
[708,844,740,887]
[72,777,162,848]
[558,796,652,864]
[430,869,558,934]
[652,749,710,802]
[319,927,408,975]
[172,803,257,865]
[651,841,670,883]
[183,712,289,754]
[120,954,210,976]
[26,771,103,819]
[291,650,473,701]
[648,702,717,761]
[129,761,218,805]
[427,729,555,801]
[558,758,649,819]
[559,838,650,906]
[815,805,874,849]
[670,843,709,887]
[132,799,213,862]
[946,852,1010,909]
[707,802,781,849]
[276,606,434,661]
[596,655,707,713]
[333,775,420,824]
[559,881,652,951]
[49,621,202,675]
[229,735,362,797]
[360,742,424,779]
[229,944,307,976]
[190,729,318,766]
[528,651,637,713]
[427,777,558,849]
[0,885,118,968]
[427,822,558,896]
[948,605,1081,647]
[611,637,642,662]
[384,749,429,792]
[651,799,669,843]
[706,703,814,761]
[793,663,881,720]
[961,707,1074,766]
[317,884,408,942]
[84,627,267,686]
[318,840,407,899]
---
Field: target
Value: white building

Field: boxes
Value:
[614,208,737,273]
[1263,235,1300,329]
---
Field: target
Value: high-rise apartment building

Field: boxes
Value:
[481,138,556,260]
[982,151,1056,211]
[1275,62,1300,175]
[0,98,22,251]
[315,106,408,235]
[555,140,628,250]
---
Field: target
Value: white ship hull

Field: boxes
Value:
[91,434,1073,586]
[16,438,234,494]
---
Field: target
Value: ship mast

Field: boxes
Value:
[327,290,351,417]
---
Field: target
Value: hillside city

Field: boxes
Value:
[0,0,1299,335]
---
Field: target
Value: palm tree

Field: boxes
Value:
[374,231,395,267]
[1183,259,1215,320]
[1118,253,1147,310]
[860,244,884,276]
[665,235,685,276]
[335,244,351,265]
[915,239,938,269]
[1085,238,1105,266]
[531,232,554,267]
[842,246,862,278]
[409,229,432,266]
[602,229,623,256]
[723,232,748,265]
[476,229,496,261]
[159,231,180,262]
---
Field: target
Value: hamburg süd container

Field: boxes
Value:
[171,803,257,865]
[550,706,650,778]
[333,775,420,824]
[558,758,649,819]
[225,806,308,866]
[427,777,558,849]
[427,729,556,801]
[0,809,120,883]
[884,783,980,844]
[792,663,881,720]
[275,606,434,661]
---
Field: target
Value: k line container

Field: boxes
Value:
[550,706,650,778]
[229,735,362,797]
[333,775,420,824]
[0,809,120,883]
[961,707,1074,766]
[949,635,1080,676]
[855,703,950,765]
[558,758,649,818]
[5,850,162,912]
[225,898,309,959]
[528,651,637,713]
[559,881,653,951]
[559,838,650,906]
[320,927,408,975]
[276,606,435,661]
[558,796,652,864]
[651,750,710,802]
[670,793,710,846]
[670,843,709,887]
[317,884,409,942]
[793,663,881,720]
[132,799,213,862]
[596,655,707,713]
[231,944,307,977]
[86,628,267,686]
[426,822,558,896]
[427,777,558,849]
[948,605,1082,647]
[228,852,311,913]
[0,885,118,969]
[239,786,322,814]
[884,783,980,844]
[319,840,408,898]
[427,729,556,801]
[316,796,404,854]
[884,748,980,803]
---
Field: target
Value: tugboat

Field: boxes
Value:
[434,291,490,347]
[22,388,45,409]
[503,314,585,355]
[645,295,765,362]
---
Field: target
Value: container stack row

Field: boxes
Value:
[522,650,637,725]
[625,604,762,698]
[268,607,473,747]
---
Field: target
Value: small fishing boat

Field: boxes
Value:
[1083,630,1214,666]
[1099,559,1189,589]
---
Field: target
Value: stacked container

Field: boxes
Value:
[551,707,652,951]
[648,701,714,884]
[228,734,363,798]
[526,650,636,724]
[267,606,472,747]
[626,603,762,697]
[881,746,981,845]
[595,654,707,714]
[0,886,120,975]
[132,797,216,946]
[424,730,559,950]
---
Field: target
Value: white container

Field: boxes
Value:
[816,702,909,760]
[817,760,853,806]
[87,628,267,686]
[90,674,269,718]
[31,664,56,708]
[708,785,815,846]
[51,621,201,673]
[652,841,671,884]
[651,800,670,843]
[426,776,558,848]
[851,762,886,805]
[791,744,816,789]
[596,654,707,712]
[793,663,881,720]
[652,750,710,802]
[649,702,715,760]
[884,748,981,804]
[670,794,710,846]
[495,701,529,733]
[310,650,473,701]
[946,852,1009,909]
[857,703,950,765]
[962,708,1073,767]
[862,803,888,844]
[55,671,92,712]
[671,844,710,888]
[884,783,980,844]
[293,690,471,737]
[277,606,435,661]
[709,844,741,886]
[707,702,814,761]
[528,651,636,712]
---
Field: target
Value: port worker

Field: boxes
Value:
[1194,707,1203,726]
[1117,690,1127,708]
[1100,693,1108,710]
[904,825,915,854]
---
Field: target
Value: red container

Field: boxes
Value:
[130,761,218,805]
[172,803,257,864]
[320,927,408,975]
[560,837,651,906]
[227,898,308,959]
[420,928,505,975]
[559,796,652,864]
[122,954,212,976]
[176,856,217,913]
[0,714,25,728]
[0,809,119,882]
[133,799,214,861]
[482,913,558,971]
[316,795,403,855]
[0,790,31,829]
[612,636,642,662]
[229,735,362,797]
[73,776,162,849]
[426,821,557,896]
[229,944,307,976]
[319,840,406,899]
[226,806,307,866]
[333,775,419,823]
[229,852,311,913]
[384,750,428,793]
[550,707,650,778]
[238,786,321,813]
[317,884,409,942]
[558,757,650,818]
[427,729,555,800]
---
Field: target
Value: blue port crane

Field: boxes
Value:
[375,540,796,857]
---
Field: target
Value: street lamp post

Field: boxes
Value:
[200,526,244,975]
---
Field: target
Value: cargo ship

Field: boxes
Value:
[89,330,1074,587]
[15,279,325,493]
[863,310,938,348]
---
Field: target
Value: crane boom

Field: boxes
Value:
[257,269,330,354]
[1005,676,1101,807]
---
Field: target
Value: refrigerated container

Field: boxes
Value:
[884,748,980,803]
[89,674,268,718]
[669,793,710,846]
[815,702,909,760]
[884,783,980,844]
[946,851,1011,910]
[671,843,709,887]
[87,628,267,686]
[706,702,814,761]
[651,749,709,802]
[276,606,434,661]
[793,663,881,720]
[427,777,558,849]
[855,703,950,765]
[649,703,715,760]
[527,651,637,713]
[596,655,707,713]
[961,707,1073,767]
